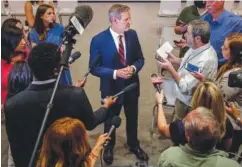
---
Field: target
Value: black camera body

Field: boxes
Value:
[228,69,242,88]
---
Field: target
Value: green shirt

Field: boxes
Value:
[158,144,240,167]
[176,5,200,26]
[176,5,200,58]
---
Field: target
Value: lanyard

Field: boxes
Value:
[180,45,211,70]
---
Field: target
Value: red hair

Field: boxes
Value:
[38,117,91,167]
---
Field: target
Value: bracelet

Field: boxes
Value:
[235,117,241,125]
[89,152,98,159]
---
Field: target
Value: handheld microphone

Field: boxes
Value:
[107,116,122,137]
[68,51,81,64]
[101,83,138,103]
[62,5,93,42]
[151,74,163,93]
[84,55,101,78]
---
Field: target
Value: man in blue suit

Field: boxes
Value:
[89,4,148,165]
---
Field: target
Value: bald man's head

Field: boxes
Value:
[184,107,221,152]
[206,0,224,15]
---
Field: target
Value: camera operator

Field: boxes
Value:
[4,43,117,167]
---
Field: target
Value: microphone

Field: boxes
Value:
[84,55,101,78]
[107,116,122,137]
[68,51,81,64]
[151,74,163,93]
[101,83,138,103]
[62,5,93,42]
[60,5,93,67]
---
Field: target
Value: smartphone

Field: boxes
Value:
[173,40,180,45]
[185,63,201,72]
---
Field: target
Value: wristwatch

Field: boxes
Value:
[235,117,241,125]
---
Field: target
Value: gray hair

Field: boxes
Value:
[184,107,221,152]
[108,4,130,22]
[188,20,210,44]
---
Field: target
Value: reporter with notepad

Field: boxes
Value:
[157,20,218,120]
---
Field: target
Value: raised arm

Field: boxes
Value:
[74,88,116,130]
[156,91,171,138]
[24,1,35,28]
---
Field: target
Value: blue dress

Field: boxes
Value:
[29,23,72,85]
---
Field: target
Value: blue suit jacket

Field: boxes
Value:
[89,28,144,103]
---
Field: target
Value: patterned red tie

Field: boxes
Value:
[118,35,125,65]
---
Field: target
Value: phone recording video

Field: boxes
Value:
[185,63,201,73]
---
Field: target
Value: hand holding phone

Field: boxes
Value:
[155,54,164,62]
[190,71,205,81]
[174,39,187,48]
[173,40,180,45]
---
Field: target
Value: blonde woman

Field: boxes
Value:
[38,117,110,167]
[156,81,232,151]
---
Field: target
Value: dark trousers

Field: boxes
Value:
[104,96,139,149]
[229,130,242,163]
[174,99,191,121]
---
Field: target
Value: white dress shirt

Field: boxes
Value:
[109,27,137,79]
[110,27,126,80]
[32,79,56,85]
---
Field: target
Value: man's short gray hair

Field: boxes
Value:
[108,4,130,22]
[188,20,210,44]
[184,107,221,152]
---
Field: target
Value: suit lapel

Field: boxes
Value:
[105,28,118,55]
[124,31,129,64]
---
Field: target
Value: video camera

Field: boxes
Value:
[228,69,242,88]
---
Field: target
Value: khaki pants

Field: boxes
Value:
[173,99,191,121]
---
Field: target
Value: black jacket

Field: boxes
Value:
[5,81,108,167]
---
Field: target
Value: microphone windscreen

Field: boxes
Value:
[123,83,138,92]
[71,5,93,28]
[151,76,163,84]
[111,116,121,128]
[71,51,81,60]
